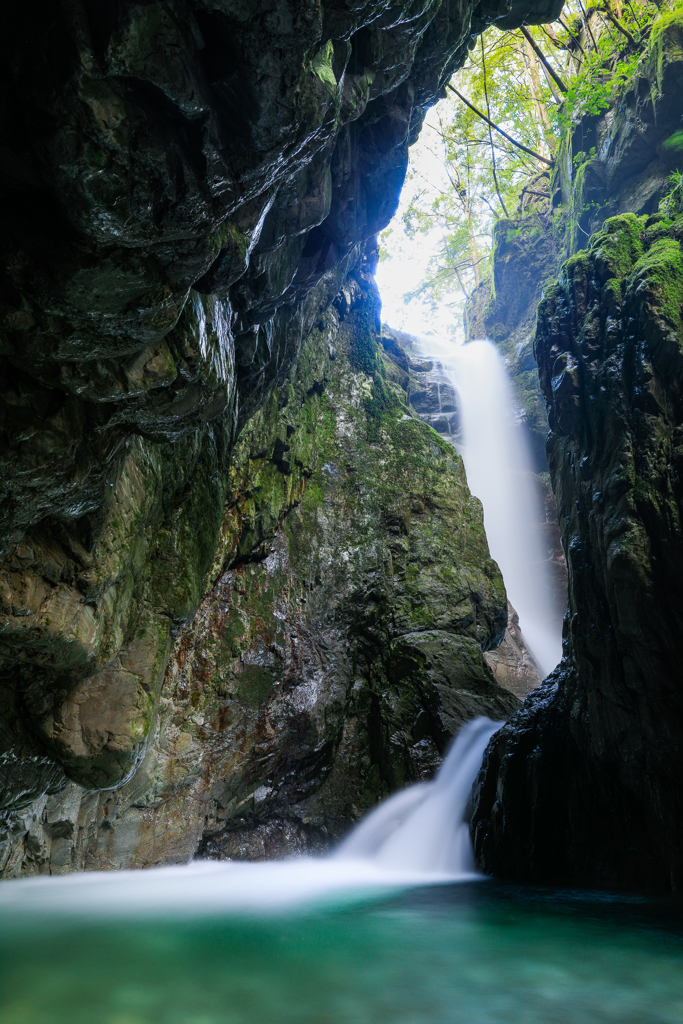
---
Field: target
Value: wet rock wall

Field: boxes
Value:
[0,0,565,839]
[1,252,519,874]
[472,199,683,890]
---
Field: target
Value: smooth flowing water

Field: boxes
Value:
[2,718,683,1022]
[445,340,563,676]
[2,876,683,1023]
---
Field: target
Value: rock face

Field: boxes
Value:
[470,16,683,891]
[0,251,520,875]
[467,210,559,473]
[555,13,683,253]
[483,603,542,700]
[472,201,683,890]
[0,0,561,859]
[380,324,548,697]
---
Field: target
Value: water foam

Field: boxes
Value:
[0,718,500,919]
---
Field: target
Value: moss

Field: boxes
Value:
[561,248,590,285]
[647,10,683,95]
[346,301,403,438]
[310,40,336,92]
[218,615,247,660]
[630,235,683,335]
[591,213,645,279]
[236,664,276,708]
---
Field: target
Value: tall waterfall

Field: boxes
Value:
[447,340,562,677]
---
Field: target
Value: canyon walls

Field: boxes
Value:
[7,0,683,890]
[1,0,555,815]
[1,249,520,874]
[472,14,683,890]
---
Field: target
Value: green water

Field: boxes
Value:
[1,882,682,1024]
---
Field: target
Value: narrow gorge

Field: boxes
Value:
[1,0,683,904]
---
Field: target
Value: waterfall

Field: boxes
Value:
[446,340,562,677]
[0,719,499,916]
[336,717,499,873]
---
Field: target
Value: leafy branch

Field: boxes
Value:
[445,84,553,166]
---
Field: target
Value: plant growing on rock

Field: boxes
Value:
[383,0,683,325]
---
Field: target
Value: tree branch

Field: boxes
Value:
[481,37,509,217]
[446,83,554,166]
[556,16,586,56]
[539,24,567,50]
[519,25,568,93]
[577,0,600,51]
[600,4,637,47]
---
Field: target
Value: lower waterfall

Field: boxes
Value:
[447,340,563,677]
[335,717,499,874]
[0,719,499,918]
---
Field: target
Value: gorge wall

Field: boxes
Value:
[0,0,562,875]
[472,14,683,890]
[380,324,546,697]
[2,253,521,873]
[5,0,682,891]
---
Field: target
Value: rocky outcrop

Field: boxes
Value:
[470,15,683,892]
[380,323,548,696]
[0,0,563,845]
[467,209,559,473]
[471,201,683,890]
[483,603,542,699]
[381,325,459,437]
[0,251,519,875]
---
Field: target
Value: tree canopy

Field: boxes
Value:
[379,0,682,338]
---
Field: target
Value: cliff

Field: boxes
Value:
[0,0,566,873]
[1,243,521,874]
[380,324,545,696]
[471,15,683,890]
[6,0,683,891]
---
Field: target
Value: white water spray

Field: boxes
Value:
[336,716,498,874]
[447,341,562,676]
[0,719,499,917]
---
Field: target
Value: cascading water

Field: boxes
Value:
[336,717,499,874]
[0,719,499,918]
[445,340,563,677]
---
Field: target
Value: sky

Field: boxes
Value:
[375,101,464,343]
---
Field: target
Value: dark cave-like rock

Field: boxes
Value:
[2,0,503,814]
[472,205,683,891]
[2,0,549,872]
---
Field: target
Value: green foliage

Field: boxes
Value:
[660,169,683,216]
[559,44,641,131]
[631,235,683,333]
[382,1,683,327]
[663,131,683,152]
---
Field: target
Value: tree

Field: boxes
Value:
[380,0,679,339]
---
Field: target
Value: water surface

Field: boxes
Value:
[2,879,682,1024]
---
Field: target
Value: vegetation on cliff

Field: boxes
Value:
[382,0,683,331]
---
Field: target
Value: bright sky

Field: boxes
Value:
[375,101,463,342]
